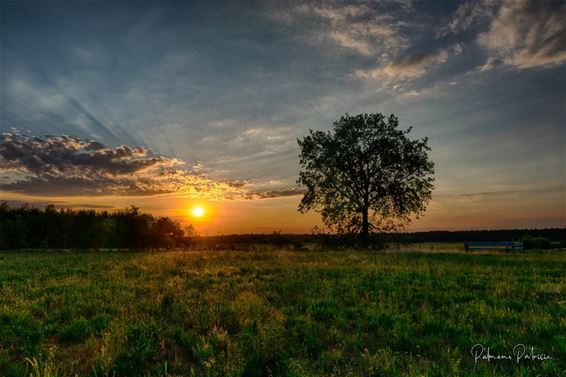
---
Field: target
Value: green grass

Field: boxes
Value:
[0,250,564,376]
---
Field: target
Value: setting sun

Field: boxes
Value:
[191,206,205,218]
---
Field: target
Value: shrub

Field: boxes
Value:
[520,235,552,250]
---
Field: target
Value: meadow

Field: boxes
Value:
[0,249,564,376]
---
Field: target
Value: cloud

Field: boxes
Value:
[0,132,222,198]
[0,131,304,200]
[477,0,566,70]
[457,185,565,198]
[1,200,114,209]
[252,187,307,199]
[383,50,449,79]
[287,3,408,58]
[356,48,452,81]
[437,0,497,37]
[452,42,465,55]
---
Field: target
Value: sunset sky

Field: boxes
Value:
[1,0,565,234]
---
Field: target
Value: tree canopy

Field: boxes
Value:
[0,203,190,250]
[297,113,435,241]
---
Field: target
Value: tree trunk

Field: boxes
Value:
[362,207,369,246]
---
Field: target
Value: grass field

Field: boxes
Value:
[0,249,564,376]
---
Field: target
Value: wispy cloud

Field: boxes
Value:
[252,187,307,199]
[355,43,465,82]
[382,50,448,79]
[456,185,565,198]
[279,2,408,59]
[477,0,566,70]
[1,200,115,210]
[437,0,497,37]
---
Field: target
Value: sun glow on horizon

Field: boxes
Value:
[191,206,205,218]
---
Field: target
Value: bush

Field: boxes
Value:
[520,235,552,250]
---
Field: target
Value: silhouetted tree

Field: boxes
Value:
[0,215,27,248]
[0,202,189,250]
[153,217,184,249]
[297,113,435,244]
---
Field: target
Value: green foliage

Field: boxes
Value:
[0,250,564,376]
[0,203,191,250]
[113,321,159,376]
[0,214,28,248]
[59,317,90,343]
[90,313,112,333]
[519,235,552,250]
[25,351,62,377]
[0,312,43,356]
[297,113,435,239]
[0,352,26,377]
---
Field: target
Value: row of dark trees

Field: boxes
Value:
[1,202,563,250]
[0,203,192,250]
[187,229,565,249]
[384,229,566,243]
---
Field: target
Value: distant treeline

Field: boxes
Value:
[0,203,191,249]
[194,228,566,245]
[385,229,566,243]
[1,203,564,250]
